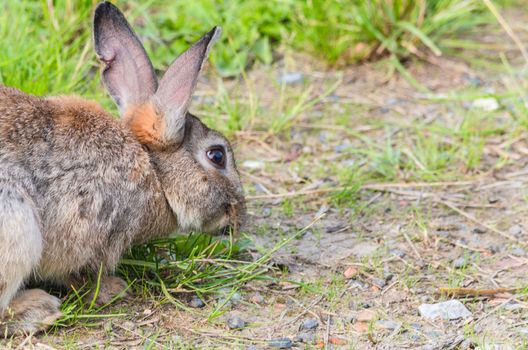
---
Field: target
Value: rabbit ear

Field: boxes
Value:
[154,27,221,145]
[93,2,157,113]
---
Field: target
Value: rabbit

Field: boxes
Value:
[0,1,245,336]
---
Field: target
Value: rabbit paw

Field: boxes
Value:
[1,289,62,337]
[90,276,128,306]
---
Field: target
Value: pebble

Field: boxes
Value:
[371,278,386,288]
[410,323,421,330]
[253,183,270,194]
[293,332,315,344]
[487,196,500,204]
[121,321,136,330]
[278,72,304,85]
[268,337,293,349]
[334,144,350,153]
[190,296,205,308]
[262,207,272,217]
[488,244,504,254]
[250,293,265,304]
[476,343,515,350]
[103,321,113,332]
[511,247,526,256]
[472,97,500,111]
[504,300,523,311]
[242,160,265,170]
[453,256,468,269]
[227,315,246,329]
[376,320,400,330]
[418,300,472,320]
[472,227,487,234]
[390,249,406,258]
[508,225,523,237]
[300,318,319,330]
[462,74,483,86]
[425,330,443,338]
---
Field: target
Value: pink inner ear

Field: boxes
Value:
[154,27,220,142]
[94,2,158,113]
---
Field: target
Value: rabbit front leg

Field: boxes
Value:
[68,275,129,307]
[0,184,61,336]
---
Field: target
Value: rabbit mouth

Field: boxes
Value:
[204,200,246,236]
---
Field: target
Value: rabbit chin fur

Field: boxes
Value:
[0,86,245,292]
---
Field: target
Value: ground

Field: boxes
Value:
[4,9,528,350]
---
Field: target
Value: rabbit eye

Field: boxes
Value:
[206,146,226,169]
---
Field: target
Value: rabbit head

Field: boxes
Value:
[93,2,245,234]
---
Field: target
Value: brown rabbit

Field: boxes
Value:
[0,1,245,336]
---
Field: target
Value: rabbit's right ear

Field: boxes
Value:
[93,2,157,114]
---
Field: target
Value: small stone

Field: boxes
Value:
[476,342,515,350]
[278,72,304,85]
[508,225,522,237]
[488,196,500,204]
[262,207,272,217]
[242,160,265,170]
[511,247,526,256]
[371,278,386,288]
[504,300,523,311]
[418,300,472,320]
[453,256,468,269]
[334,144,350,153]
[376,320,400,330]
[254,183,270,194]
[472,227,487,234]
[472,97,500,111]
[103,321,113,332]
[390,249,406,258]
[121,321,136,330]
[227,315,245,330]
[426,330,443,338]
[293,332,315,344]
[142,309,152,316]
[190,296,205,308]
[316,205,329,217]
[268,337,293,349]
[250,293,265,304]
[343,266,359,279]
[489,244,504,254]
[300,318,319,330]
[356,309,375,322]
[462,74,483,86]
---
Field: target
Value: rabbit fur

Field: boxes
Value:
[0,1,245,335]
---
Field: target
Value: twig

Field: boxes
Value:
[439,200,522,244]
[402,230,422,260]
[439,287,517,297]
[324,315,331,350]
[482,0,528,64]
[247,180,476,200]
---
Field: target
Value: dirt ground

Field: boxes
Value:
[4,12,528,350]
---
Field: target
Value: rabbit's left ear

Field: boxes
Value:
[94,2,158,114]
[153,27,221,145]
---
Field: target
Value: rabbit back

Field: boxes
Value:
[0,86,176,282]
